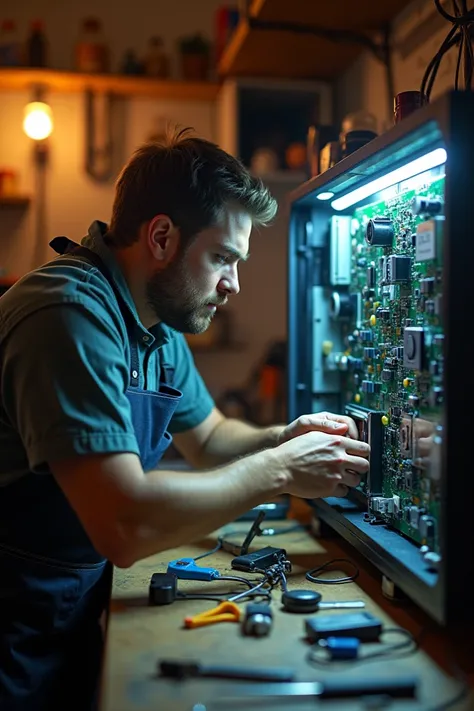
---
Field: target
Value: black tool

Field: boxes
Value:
[305,611,383,642]
[231,546,287,572]
[158,659,294,682]
[281,589,365,613]
[209,675,418,704]
[242,602,273,637]
[149,572,177,605]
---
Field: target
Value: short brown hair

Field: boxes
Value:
[107,127,278,248]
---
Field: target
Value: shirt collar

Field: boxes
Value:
[81,220,174,348]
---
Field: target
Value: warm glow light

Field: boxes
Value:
[23,101,53,140]
[331,148,447,211]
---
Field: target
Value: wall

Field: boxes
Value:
[0,0,296,402]
[0,0,225,276]
[337,0,462,131]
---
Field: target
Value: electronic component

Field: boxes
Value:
[411,196,443,216]
[365,217,394,246]
[384,254,411,283]
[330,215,351,285]
[242,602,273,637]
[318,637,360,660]
[167,558,220,581]
[288,91,474,627]
[403,327,425,370]
[149,573,177,606]
[305,612,383,642]
[344,404,384,494]
[231,546,287,572]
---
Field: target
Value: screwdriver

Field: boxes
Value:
[158,659,294,682]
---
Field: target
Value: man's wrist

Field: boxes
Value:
[262,424,284,448]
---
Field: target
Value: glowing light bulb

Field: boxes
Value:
[23,102,53,141]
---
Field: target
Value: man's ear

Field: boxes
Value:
[147,214,181,266]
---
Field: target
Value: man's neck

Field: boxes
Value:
[112,247,158,330]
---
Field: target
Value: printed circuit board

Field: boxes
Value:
[327,174,445,558]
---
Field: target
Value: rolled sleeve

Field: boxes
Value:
[1,300,140,471]
[166,334,215,434]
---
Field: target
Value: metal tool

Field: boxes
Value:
[167,557,220,581]
[159,659,294,682]
[183,601,241,629]
[220,510,267,556]
[242,602,273,637]
[281,588,365,613]
[194,674,418,706]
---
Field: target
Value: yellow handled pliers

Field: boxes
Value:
[184,601,241,629]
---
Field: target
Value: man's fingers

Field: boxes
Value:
[341,469,362,487]
[342,455,369,475]
[297,418,348,436]
[320,412,359,439]
[333,483,349,498]
[341,436,371,458]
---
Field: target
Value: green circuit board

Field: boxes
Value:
[336,175,445,553]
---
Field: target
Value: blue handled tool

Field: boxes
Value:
[167,557,220,581]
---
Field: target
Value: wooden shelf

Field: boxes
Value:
[0,195,30,208]
[218,0,415,80]
[0,68,220,102]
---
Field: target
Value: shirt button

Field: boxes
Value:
[142,335,150,343]
[132,369,138,378]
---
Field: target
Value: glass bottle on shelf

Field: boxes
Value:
[74,17,109,73]
[0,19,21,67]
[26,20,48,68]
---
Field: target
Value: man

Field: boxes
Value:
[0,128,370,710]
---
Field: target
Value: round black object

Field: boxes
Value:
[281,589,322,613]
[365,218,394,247]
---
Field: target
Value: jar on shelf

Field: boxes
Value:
[143,36,169,78]
[340,110,378,158]
[74,17,109,73]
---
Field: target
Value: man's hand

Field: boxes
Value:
[278,412,359,446]
[275,430,370,499]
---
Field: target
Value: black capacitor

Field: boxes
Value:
[411,197,443,216]
[420,277,435,294]
[367,265,375,288]
[365,218,394,247]
[330,291,353,320]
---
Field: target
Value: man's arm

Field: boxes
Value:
[51,429,369,568]
[173,408,360,468]
[50,447,287,568]
[173,408,283,467]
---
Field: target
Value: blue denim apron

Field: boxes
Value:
[0,238,182,710]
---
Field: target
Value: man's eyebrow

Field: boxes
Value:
[220,244,250,262]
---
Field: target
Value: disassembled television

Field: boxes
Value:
[287,91,474,626]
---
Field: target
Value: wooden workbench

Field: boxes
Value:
[99,511,473,711]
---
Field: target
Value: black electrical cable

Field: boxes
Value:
[306,627,418,667]
[306,558,359,585]
[421,0,474,100]
[193,540,223,561]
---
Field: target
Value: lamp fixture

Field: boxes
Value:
[331,148,447,211]
[23,101,54,141]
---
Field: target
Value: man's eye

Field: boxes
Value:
[214,254,228,265]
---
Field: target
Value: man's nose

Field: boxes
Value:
[218,267,240,295]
